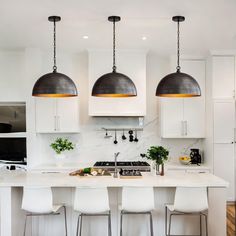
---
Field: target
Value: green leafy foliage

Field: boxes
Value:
[50,138,75,154]
[143,146,169,165]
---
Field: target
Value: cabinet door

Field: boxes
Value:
[212,56,235,99]
[182,60,206,138]
[214,144,235,201]
[56,98,79,132]
[35,98,56,132]
[161,98,184,138]
[214,100,235,143]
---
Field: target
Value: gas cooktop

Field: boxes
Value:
[93,161,150,172]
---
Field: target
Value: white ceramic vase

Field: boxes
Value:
[55,153,66,167]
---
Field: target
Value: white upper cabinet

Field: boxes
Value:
[35,97,79,133]
[212,56,235,99]
[161,99,183,138]
[161,58,205,138]
[88,50,146,116]
[35,98,56,133]
[182,60,206,138]
[213,100,235,144]
[56,98,79,133]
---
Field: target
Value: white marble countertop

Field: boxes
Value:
[0,170,228,188]
[29,161,211,172]
[165,162,211,170]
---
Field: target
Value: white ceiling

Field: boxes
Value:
[0,0,236,56]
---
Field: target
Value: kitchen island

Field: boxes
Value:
[0,171,228,236]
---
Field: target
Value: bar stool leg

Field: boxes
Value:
[63,206,68,236]
[204,214,208,236]
[168,214,173,236]
[149,212,154,236]
[120,211,123,236]
[75,215,80,236]
[23,215,28,236]
[108,211,112,236]
[165,206,168,236]
[200,214,202,236]
[79,214,83,236]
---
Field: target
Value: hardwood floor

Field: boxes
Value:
[227,204,235,236]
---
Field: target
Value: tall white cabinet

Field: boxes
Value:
[212,56,235,99]
[211,54,236,201]
[213,100,235,201]
[161,59,205,138]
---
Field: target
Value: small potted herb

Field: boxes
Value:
[142,146,169,175]
[50,138,75,160]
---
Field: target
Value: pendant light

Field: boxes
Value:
[92,16,137,97]
[32,16,78,97]
[156,16,201,97]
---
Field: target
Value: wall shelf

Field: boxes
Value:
[0,132,27,138]
[102,127,143,132]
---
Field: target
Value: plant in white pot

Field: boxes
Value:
[50,138,75,162]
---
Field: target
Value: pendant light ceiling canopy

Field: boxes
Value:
[156,16,201,97]
[32,16,78,97]
[92,16,137,97]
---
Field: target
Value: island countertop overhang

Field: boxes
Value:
[0,171,229,188]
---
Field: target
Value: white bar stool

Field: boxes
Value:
[21,187,67,236]
[120,187,155,236]
[74,187,111,236]
[165,187,208,236]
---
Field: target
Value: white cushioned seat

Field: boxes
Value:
[74,187,110,214]
[22,187,64,214]
[121,187,155,212]
[172,187,208,213]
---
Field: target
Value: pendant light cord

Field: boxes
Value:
[53,19,57,72]
[112,20,116,72]
[176,20,181,72]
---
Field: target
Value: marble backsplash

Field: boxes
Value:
[38,116,203,165]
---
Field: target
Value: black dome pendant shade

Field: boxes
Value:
[156,16,201,97]
[92,16,137,97]
[32,16,78,97]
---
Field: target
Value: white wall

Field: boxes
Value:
[0,49,203,167]
[0,51,26,102]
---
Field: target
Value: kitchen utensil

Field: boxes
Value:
[122,129,126,140]
[129,130,133,142]
[190,149,201,164]
[104,129,112,138]
[134,129,139,142]
[114,130,118,144]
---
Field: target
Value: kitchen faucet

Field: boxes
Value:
[113,152,120,178]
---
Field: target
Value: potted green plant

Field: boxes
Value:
[142,146,169,175]
[50,138,75,160]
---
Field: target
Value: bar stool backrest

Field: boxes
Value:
[174,187,208,213]
[22,187,53,214]
[121,187,155,212]
[74,187,110,214]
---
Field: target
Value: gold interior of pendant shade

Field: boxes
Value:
[158,94,201,98]
[93,94,136,97]
[33,94,77,97]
